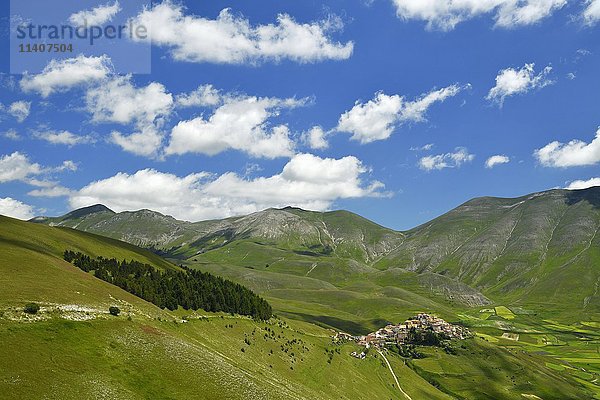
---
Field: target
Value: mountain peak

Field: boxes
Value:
[30,204,114,223]
[63,204,115,219]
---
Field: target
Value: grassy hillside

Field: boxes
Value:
[19,188,600,398]
[2,215,596,398]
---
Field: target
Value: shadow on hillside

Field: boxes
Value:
[280,311,370,335]
[564,186,600,208]
[0,237,54,257]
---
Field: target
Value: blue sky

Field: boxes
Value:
[1,0,600,230]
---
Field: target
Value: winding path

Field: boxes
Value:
[377,350,412,400]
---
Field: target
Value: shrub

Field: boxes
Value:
[24,303,40,314]
[109,306,120,316]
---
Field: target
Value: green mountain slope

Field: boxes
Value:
[32,206,405,263]
[1,216,595,399]
[0,216,433,399]
[376,187,600,318]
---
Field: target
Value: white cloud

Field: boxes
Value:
[85,75,173,125]
[485,154,510,168]
[0,152,42,183]
[28,186,73,198]
[419,147,475,171]
[392,0,566,31]
[0,152,76,188]
[566,72,576,80]
[487,63,553,106]
[8,101,31,122]
[69,1,121,27]
[20,55,112,97]
[337,84,466,144]
[34,130,93,146]
[0,197,36,220]
[166,95,305,159]
[129,3,353,64]
[337,92,402,144]
[495,0,567,27]
[56,160,78,172]
[534,128,600,167]
[401,84,469,122]
[302,126,329,150]
[583,0,600,24]
[84,75,173,157]
[69,153,384,221]
[565,177,600,190]
[3,129,20,140]
[175,84,222,108]
[110,126,164,157]
[410,143,434,151]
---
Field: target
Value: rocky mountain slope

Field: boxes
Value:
[32,206,405,263]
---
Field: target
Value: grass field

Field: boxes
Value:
[1,215,598,399]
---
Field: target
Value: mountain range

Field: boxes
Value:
[1,187,598,399]
[32,187,600,325]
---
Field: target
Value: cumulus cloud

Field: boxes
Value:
[302,126,329,150]
[84,75,173,156]
[56,160,78,172]
[69,153,384,221]
[487,63,553,106]
[175,84,222,108]
[0,151,42,183]
[392,0,566,31]
[110,126,164,157]
[129,2,353,64]
[0,152,76,191]
[337,84,466,144]
[0,197,36,220]
[419,147,475,171]
[485,154,510,168]
[69,1,121,27]
[34,130,93,146]
[8,101,31,122]
[20,55,112,97]
[166,95,306,159]
[534,128,600,167]
[583,0,600,24]
[565,177,600,190]
[85,75,173,125]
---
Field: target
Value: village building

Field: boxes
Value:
[333,313,470,352]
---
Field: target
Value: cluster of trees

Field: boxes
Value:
[24,303,40,314]
[401,327,457,356]
[407,326,445,346]
[63,250,272,320]
[392,343,424,359]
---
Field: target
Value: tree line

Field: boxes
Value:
[63,250,272,320]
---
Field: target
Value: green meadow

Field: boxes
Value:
[1,212,599,398]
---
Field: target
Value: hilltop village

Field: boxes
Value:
[333,313,470,358]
